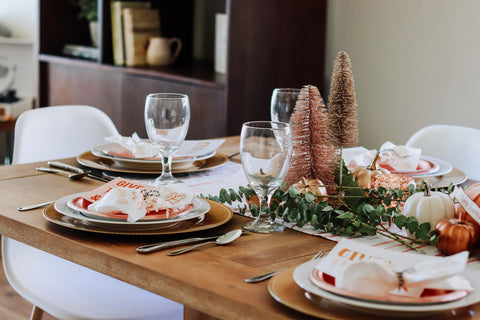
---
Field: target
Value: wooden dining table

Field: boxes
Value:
[0,136,478,320]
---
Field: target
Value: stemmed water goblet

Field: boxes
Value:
[144,93,190,185]
[240,121,292,233]
[270,88,300,123]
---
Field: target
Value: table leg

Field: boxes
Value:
[184,306,220,320]
[29,305,44,320]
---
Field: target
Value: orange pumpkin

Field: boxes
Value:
[456,183,480,232]
[435,218,478,256]
[350,153,390,188]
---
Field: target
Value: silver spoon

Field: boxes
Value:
[36,167,90,180]
[167,229,243,256]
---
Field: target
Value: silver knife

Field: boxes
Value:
[48,161,111,182]
[136,235,221,254]
[18,200,55,211]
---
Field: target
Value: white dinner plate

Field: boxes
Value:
[55,192,210,231]
[408,156,453,178]
[293,259,480,317]
[92,143,216,164]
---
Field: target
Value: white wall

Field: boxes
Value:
[0,0,37,39]
[325,0,480,149]
[0,0,37,98]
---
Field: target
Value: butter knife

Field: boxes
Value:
[136,235,222,254]
[48,161,111,182]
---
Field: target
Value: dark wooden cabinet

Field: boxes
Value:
[37,0,327,139]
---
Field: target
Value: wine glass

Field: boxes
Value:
[240,121,292,233]
[144,93,190,185]
[270,88,300,123]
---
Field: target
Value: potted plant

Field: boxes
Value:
[71,0,98,47]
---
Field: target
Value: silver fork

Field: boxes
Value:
[244,249,330,283]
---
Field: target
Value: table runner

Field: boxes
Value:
[136,160,480,262]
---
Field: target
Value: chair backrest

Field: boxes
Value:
[12,105,119,164]
[405,124,480,180]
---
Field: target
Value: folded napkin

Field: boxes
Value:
[81,178,194,222]
[343,142,421,172]
[105,133,157,158]
[379,141,421,172]
[314,239,472,298]
[105,134,226,160]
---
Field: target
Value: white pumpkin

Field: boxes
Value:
[403,184,455,234]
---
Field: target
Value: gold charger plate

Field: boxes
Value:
[43,199,233,235]
[77,151,229,174]
[268,268,374,320]
[414,168,467,189]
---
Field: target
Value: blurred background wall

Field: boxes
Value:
[1,0,480,150]
[325,0,480,149]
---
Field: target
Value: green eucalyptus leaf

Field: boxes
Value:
[415,230,428,240]
[419,222,432,233]
[407,219,419,234]
[288,186,299,198]
[395,215,407,228]
[304,191,316,203]
[336,211,355,220]
[323,206,334,212]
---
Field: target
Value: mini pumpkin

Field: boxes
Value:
[293,177,328,201]
[350,153,390,188]
[403,184,455,234]
[456,183,480,232]
[436,218,478,256]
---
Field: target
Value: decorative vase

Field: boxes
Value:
[146,37,182,66]
[89,21,98,47]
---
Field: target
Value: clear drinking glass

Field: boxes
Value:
[144,93,190,185]
[270,88,300,123]
[240,121,292,233]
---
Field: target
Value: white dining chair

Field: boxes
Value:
[405,124,480,181]
[2,105,183,320]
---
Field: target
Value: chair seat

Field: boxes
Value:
[4,105,184,320]
[2,238,183,320]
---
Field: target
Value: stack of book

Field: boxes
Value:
[111,1,161,66]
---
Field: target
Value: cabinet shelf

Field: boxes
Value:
[39,54,225,89]
[38,0,327,138]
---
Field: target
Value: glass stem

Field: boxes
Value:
[161,154,174,179]
[256,192,273,222]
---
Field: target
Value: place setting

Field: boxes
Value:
[77,94,229,175]
[342,141,467,189]
[43,93,234,236]
[78,136,229,175]
[267,239,480,319]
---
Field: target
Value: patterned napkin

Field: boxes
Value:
[343,142,421,172]
[379,141,421,171]
[81,178,194,222]
[105,134,226,160]
[105,133,156,158]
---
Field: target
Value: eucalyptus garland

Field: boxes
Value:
[201,163,454,253]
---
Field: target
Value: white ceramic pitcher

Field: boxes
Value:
[146,37,182,66]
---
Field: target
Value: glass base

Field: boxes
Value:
[243,216,285,234]
[154,175,183,186]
